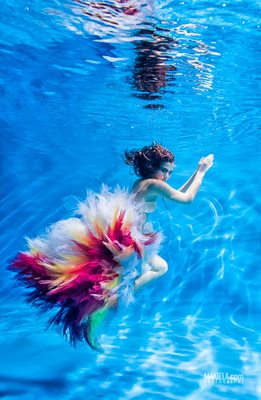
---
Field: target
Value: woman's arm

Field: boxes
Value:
[150,173,205,204]
[178,157,210,193]
[178,170,197,193]
[149,155,214,204]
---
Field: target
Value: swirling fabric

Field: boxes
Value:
[9,186,162,351]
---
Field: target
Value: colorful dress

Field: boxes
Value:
[9,185,163,352]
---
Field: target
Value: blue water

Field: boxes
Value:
[1,0,260,398]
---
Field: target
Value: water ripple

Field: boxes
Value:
[1,0,261,399]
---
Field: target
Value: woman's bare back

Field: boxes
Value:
[131,179,157,203]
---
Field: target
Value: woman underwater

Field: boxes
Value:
[9,143,213,351]
[126,143,213,294]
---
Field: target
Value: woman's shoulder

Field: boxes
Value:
[131,178,142,190]
[131,179,159,202]
[131,178,154,192]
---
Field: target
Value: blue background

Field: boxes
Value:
[1,0,260,398]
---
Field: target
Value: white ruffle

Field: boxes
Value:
[26,185,163,308]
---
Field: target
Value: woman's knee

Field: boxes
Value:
[147,255,168,275]
[160,259,168,275]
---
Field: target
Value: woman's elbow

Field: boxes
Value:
[183,194,194,204]
[169,194,193,204]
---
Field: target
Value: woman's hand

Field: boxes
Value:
[197,154,214,173]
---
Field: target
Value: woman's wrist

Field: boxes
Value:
[196,170,205,179]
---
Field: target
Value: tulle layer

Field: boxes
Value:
[9,185,163,351]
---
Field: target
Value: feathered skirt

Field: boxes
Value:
[9,185,163,351]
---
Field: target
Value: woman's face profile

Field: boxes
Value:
[153,161,174,182]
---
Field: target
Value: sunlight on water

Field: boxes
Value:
[1,0,261,399]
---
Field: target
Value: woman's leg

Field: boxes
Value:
[134,255,168,293]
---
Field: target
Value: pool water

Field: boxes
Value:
[1,0,260,399]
